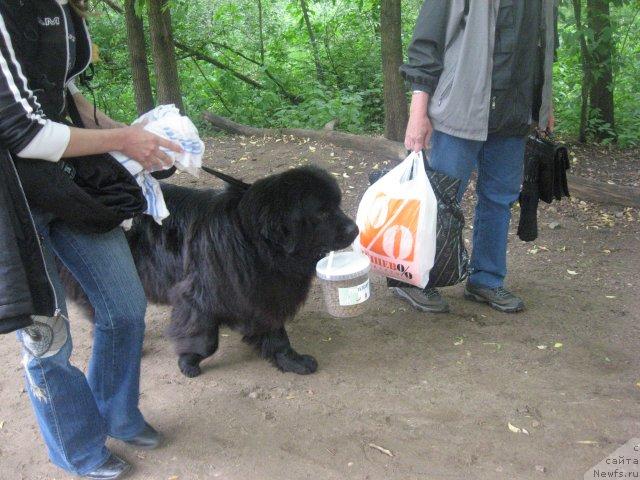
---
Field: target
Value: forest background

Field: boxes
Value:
[87,0,639,146]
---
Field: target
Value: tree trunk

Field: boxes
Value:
[299,0,325,83]
[147,0,184,112]
[124,0,154,115]
[572,0,590,143]
[257,0,265,64]
[586,0,616,141]
[380,0,408,141]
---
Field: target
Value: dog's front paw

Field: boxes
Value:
[178,354,203,378]
[275,351,318,375]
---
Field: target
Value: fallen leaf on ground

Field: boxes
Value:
[554,342,563,348]
[368,443,394,457]
[537,345,547,350]
[567,270,578,275]
[508,422,522,433]
[454,337,464,346]
[605,295,616,299]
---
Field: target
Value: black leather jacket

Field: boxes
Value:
[0,151,57,334]
[0,0,92,152]
[0,0,90,333]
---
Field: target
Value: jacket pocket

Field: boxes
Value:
[438,73,455,106]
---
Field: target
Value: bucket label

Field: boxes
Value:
[338,279,370,306]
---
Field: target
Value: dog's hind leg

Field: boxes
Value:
[173,324,219,378]
[244,327,318,375]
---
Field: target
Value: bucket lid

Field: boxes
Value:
[316,252,371,281]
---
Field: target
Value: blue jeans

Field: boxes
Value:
[429,130,526,289]
[17,212,147,475]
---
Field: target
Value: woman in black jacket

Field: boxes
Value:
[0,1,181,478]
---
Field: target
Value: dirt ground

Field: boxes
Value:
[1,134,639,480]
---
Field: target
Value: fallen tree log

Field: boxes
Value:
[565,174,640,209]
[203,112,406,161]
[202,112,640,209]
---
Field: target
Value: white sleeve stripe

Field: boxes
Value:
[0,14,45,119]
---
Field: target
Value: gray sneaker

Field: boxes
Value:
[464,282,525,313]
[389,285,450,313]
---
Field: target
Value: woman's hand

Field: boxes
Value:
[404,91,432,152]
[118,123,183,172]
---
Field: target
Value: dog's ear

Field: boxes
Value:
[260,222,298,254]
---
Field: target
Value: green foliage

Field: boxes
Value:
[86,0,639,146]
[554,0,640,146]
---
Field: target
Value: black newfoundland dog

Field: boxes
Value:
[120,166,358,377]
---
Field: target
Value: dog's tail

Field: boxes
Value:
[201,166,251,191]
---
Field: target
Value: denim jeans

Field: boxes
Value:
[429,130,526,289]
[17,212,147,475]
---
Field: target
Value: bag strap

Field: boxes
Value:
[201,166,251,190]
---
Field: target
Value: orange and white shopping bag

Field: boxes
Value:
[354,151,437,288]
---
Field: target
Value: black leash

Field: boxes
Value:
[201,166,251,190]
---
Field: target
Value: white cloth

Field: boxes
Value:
[110,105,204,225]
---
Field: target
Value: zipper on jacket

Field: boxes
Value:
[8,160,60,314]
[57,2,93,115]
[56,1,71,116]
[65,16,93,90]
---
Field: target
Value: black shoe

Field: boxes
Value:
[122,422,162,450]
[464,282,525,313]
[83,454,131,480]
[389,284,450,313]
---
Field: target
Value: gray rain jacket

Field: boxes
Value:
[400,0,558,141]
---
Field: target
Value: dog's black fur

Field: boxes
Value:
[64,166,358,378]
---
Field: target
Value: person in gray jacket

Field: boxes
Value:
[393,0,558,313]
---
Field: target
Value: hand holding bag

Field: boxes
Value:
[355,151,437,288]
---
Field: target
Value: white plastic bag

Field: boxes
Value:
[114,104,205,177]
[110,105,205,225]
[354,151,438,288]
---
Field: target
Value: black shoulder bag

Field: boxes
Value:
[517,132,570,242]
[14,96,147,234]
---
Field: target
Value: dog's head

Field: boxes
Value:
[238,166,358,261]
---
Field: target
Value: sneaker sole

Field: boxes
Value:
[463,290,524,313]
[390,287,450,314]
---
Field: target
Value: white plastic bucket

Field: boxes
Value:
[316,251,371,318]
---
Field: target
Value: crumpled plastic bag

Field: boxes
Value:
[111,104,205,224]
